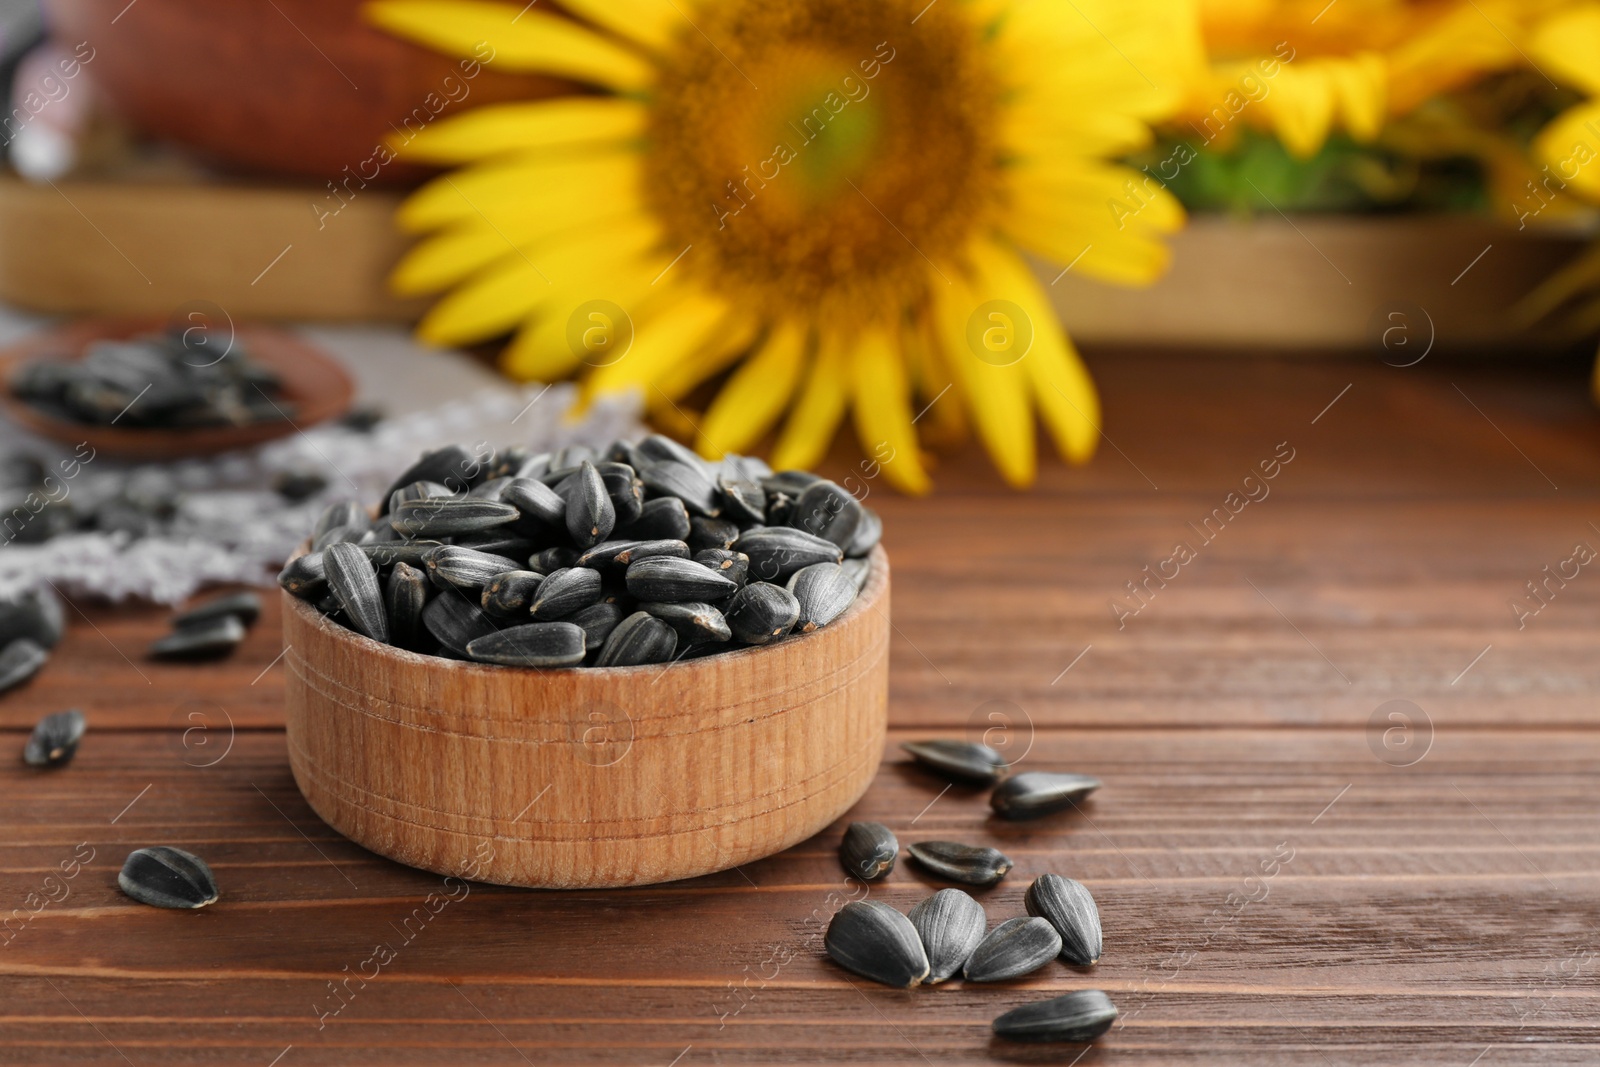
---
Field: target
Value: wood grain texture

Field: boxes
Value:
[0,352,1597,1063]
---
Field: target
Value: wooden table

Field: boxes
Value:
[3,352,1599,1064]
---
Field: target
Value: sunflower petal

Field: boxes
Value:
[391,98,648,163]
[652,315,762,404]
[771,342,849,473]
[698,321,808,458]
[850,327,932,495]
[557,0,679,52]
[1533,100,1600,202]
[397,151,639,232]
[586,291,732,400]
[497,251,670,381]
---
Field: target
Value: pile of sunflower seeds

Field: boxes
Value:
[11,332,292,429]
[279,437,880,668]
[0,587,64,694]
[827,740,1117,1045]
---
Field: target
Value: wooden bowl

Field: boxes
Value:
[0,318,353,459]
[282,550,891,889]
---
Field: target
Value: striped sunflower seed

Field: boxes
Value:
[688,515,740,554]
[638,459,720,518]
[824,901,930,988]
[908,841,1013,887]
[724,582,799,645]
[528,567,603,620]
[786,562,857,632]
[148,616,245,660]
[846,507,883,558]
[640,601,732,645]
[359,540,442,570]
[391,497,520,537]
[502,476,566,530]
[563,461,616,549]
[387,479,454,516]
[577,539,690,573]
[529,546,580,574]
[615,496,692,542]
[425,545,523,591]
[23,708,85,768]
[624,556,738,603]
[790,479,863,549]
[963,917,1062,982]
[717,466,766,525]
[635,433,713,477]
[841,556,871,591]
[481,570,544,619]
[385,562,430,651]
[602,466,645,526]
[172,591,261,630]
[380,445,482,512]
[991,772,1102,820]
[908,888,987,984]
[1025,874,1103,966]
[839,821,898,881]
[465,622,586,667]
[567,601,625,651]
[311,523,371,552]
[992,990,1118,1043]
[901,739,1007,785]
[593,611,678,667]
[118,846,219,909]
[325,542,389,643]
[422,594,501,657]
[468,475,512,501]
[693,548,749,589]
[313,500,367,540]
[453,534,537,560]
[734,527,843,583]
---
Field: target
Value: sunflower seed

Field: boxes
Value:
[454,535,538,560]
[693,548,749,589]
[839,821,898,881]
[313,499,368,539]
[688,515,740,554]
[481,570,544,618]
[908,841,1013,887]
[118,846,219,909]
[1025,874,1103,965]
[790,479,863,549]
[172,591,261,630]
[641,601,732,645]
[567,601,625,651]
[23,708,85,767]
[908,889,987,984]
[846,507,883,558]
[385,562,430,650]
[386,479,454,517]
[990,772,1102,820]
[593,611,678,667]
[356,540,439,570]
[148,616,244,660]
[380,444,482,511]
[529,546,580,574]
[0,588,65,649]
[422,594,501,656]
[762,470,822,495]
[901,739,1007,785]
[468,475,512,501]
[624,556,738,603]
[963,917,1062,982]
[717,468,766,525]
[577,539,690,574]
[324,542,389,643]
[639,459,720,517]
[602,466,645,526]
[724,582,799,644]
[425,545,523,591]
[278,553,327,600]
[734,527,843,583]
[311,523,371,552]
[841,556,871,591]
[528,567,603,620]
[786,562,857,632]
[563,461,616,549]
[635,433,713,477]
[765,488,797,526]
[465,622,586,667]
[391,497,520,537]
[502,476,566,530]
[992,990,1118,1043]
[615,496,692,541]
[824,901,929,988]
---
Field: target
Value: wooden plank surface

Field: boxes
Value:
[2,351,1600,1064]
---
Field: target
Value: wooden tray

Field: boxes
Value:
[0,317,354,458]
[282,549,890,889]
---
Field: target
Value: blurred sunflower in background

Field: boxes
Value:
[365,0,1200,492]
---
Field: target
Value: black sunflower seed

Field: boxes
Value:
[567,601,625,651]
[1025,874,1103,966]
[638,459,720,518]
[846,507,883,558]
[762,470,822,495]
[909,889,987,984]
[425,545,523,591]
[992,990,1118,1043]
[839,821,898,881]
[148,617,244,660]
[786,562,857,632]
[380,444,482,512]
[391,497,520,537]
[564,461,616,549]
[529,546,580,574]
[481,570,544,618]
[717,458,767,525]
[963,917,1062,982]
[502,476,566,530]
[824,901,930,988]
[901,739,1007,785]
[422,594,501,657]
[908,841,1014,887]
[359,540,443,570]
[311,523,370,552]
[577,539,691,574]
[313,499,368,539]
[172,591,261,630]
[641,601,732,645]
[593,611,678,667]
[385,562,430,651]
[693,548,749,589]
[465,622,586,667]
[0,588,65,649]
[614,496,692,542]
[324,542,389,643]
[387,479,454,516]
[23,708,85,768]
[734,526,843,583]
[841,556,871,591]
[528,567,604,620]
[624,556,738,603]
[453,535,537,560]
[278,552,328,600]
[990,772,1102,820]
[118,846,219,909]
[468,475,512,501]
[688,515,740,554]
[634,433,713,478]
[602,466,645,526]
[790,479,863,549]
[724,582,799,645]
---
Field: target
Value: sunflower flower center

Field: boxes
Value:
[643,0,1003,322]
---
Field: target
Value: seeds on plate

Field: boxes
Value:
[901,739,1008,785]
[908,841,1014,887]
[118,846,220,909]
[839,821,898,881]
[824,901,930,988]
[908,888,987,984]
[992,990,1118,1043]
[1025,874,1103,965]
[23,708,85,768]
[990,772,1102,820]
[963,917,1062,982]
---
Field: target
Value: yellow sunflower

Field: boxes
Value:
[365,0,1199,492]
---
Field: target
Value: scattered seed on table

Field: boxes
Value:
[1026,873,1103,965]
[839,821,898,881]
[990,772,1102,820]
[22,708,85,768]
[171,591,261,630]
[118,846,219,909]
[908,888,987,984]
[992,990,1118,1043]
[908,841,1013,887]
[824,901,930,988]
[901,739,1008,785]
[0,637,48,691]
[148,616,245,660]
[0,588,65,649]
[963,917,1062,982]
